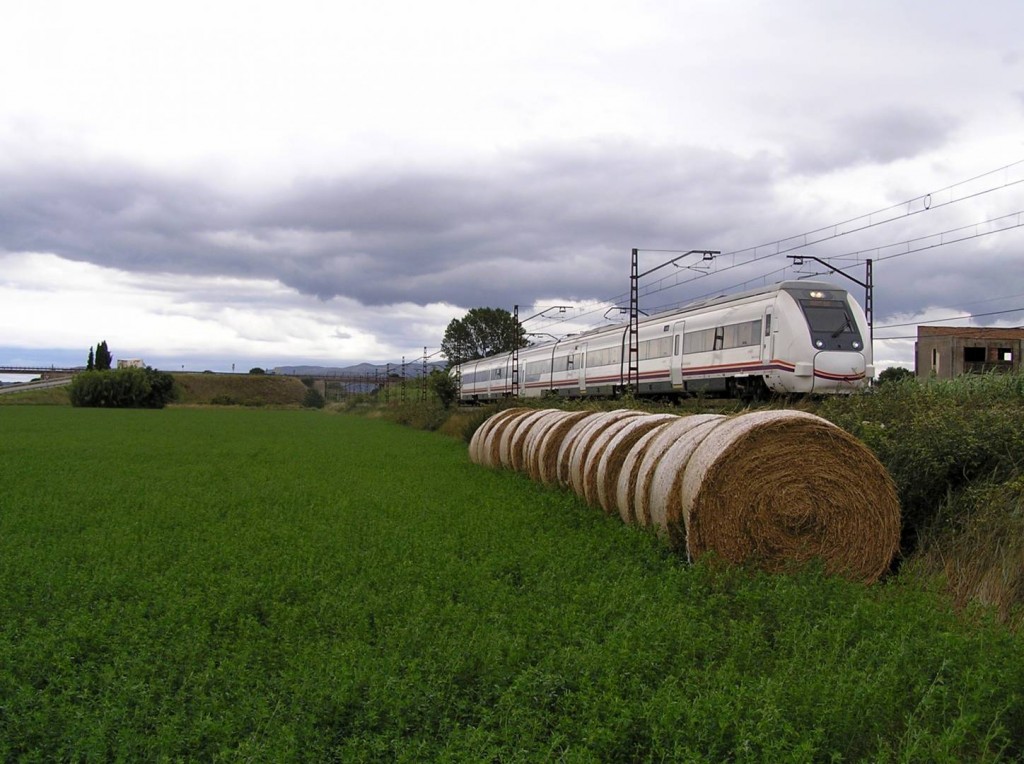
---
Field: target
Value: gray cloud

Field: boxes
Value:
[783,107,960,175]
[0,142,784,309]
[1,139,1022,334]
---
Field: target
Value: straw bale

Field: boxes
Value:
[523,410,576,481]
[566,410,644,494]
[484,409,537,469]
[679,410,900,583]
[536,411,595,486]
[631,415,728,527]
[614,421,679,525]
[593,414,679,514]
[500,409,553,470]
[469,408,528,467]
[647,417,730,534]
[511,410,564,473]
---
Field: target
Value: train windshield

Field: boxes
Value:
[793,290,864,351]
[801,300,855,336]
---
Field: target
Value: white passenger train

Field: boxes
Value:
[453,281,872,400]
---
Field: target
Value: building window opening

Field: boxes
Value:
[999,348,1013,363]
[963,347,986,363]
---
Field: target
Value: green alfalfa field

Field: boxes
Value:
[2,406,1023,761]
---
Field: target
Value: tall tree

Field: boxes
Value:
[86,346,94,371]
[440,307,527,366]
[94,340,113,371]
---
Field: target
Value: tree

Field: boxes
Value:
[94,340,112,371]
[428,369,460,408]
[877,366,915,386]
[440,307,527,366]
[86,347,95,371]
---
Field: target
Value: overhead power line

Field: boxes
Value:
[875,306,1024,330]
[532,158,1024,334]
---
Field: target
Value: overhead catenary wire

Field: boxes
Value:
[524,158,1024,337]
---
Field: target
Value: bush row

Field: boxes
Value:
[69,367,176,409]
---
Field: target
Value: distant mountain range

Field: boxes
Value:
[273,362,447,378]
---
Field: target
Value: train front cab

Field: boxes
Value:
[775,285,873,394]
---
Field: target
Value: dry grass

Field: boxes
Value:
[173,373,308,407]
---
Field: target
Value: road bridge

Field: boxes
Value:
[0,366,83,377]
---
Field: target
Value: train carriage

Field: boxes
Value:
[453,280,872,401]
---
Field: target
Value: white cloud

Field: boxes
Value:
[1,1,1024,371]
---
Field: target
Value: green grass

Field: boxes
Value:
[2,407,1023,761]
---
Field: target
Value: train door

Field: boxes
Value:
[761,307,774,362]
[575,343,587,394]
[670,321,685,387]
[504,354,514,396]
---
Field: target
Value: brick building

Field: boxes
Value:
[915,326,1023,380]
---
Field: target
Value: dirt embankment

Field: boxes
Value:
[173,373,308,407]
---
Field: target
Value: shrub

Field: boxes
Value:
[877,366,914,386]
[819,372,1024,550]
[302,388,326,409]
[909,476,1024,623]
[429,369,460,409]
[69,367,177,409]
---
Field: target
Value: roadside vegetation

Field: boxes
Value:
[363,370,1024,626]
[2,407,1022,760]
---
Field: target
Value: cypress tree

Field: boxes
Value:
[95,341,113,371]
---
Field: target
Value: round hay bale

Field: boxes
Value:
[510,409,563,473]
[593,413,679,514]
[566,410,644,495]
[647,416,730,535]
[631,415,728,527]
[468,409,510,465]
[500,409,552,471]
[484,409,537,469]
[580,413,675,508]
[614,420,680,525]
[536,411,596,486]
[469,407,528,467]
[524,410,579,481]
[679,410,901,583]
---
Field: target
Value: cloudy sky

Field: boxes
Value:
[2,0,1023,376]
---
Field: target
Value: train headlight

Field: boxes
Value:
[814,339,825,349]
[852,340,862,350]
[809,290,827,299]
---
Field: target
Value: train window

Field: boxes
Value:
[764,314,771,337]
[493,368,503,379]
[674,335,680,355]
[684,320,762,354]
[639,337,673,360]
[800,300,855,335]
[525,359,551,382]
[683,327,715,354]
[587,347,622,367]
